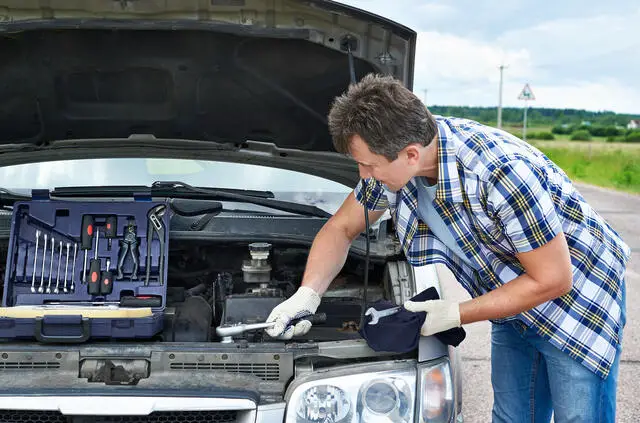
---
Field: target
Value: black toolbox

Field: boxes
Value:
[0,196,170,343]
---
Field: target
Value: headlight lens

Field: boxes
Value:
[296,385,351,422]
[418,359,455,422]
[286,366,416,423]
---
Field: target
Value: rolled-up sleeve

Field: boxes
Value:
[354,178,389,211]
[487,160,562,253]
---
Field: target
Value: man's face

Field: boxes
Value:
[348,134,419,192]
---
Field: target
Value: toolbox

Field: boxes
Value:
[0,197,170,343]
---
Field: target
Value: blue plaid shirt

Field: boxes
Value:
[354,116,630,379]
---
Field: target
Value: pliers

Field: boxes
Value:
[145,204,167,286]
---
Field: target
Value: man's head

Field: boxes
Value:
[328,73,438,191]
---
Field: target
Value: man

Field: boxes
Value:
[265,74,629,422]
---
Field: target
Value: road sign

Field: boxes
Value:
[518,83,535,101]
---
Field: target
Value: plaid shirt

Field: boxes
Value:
[354,116,630,379]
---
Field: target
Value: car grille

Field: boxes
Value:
[0,410,238,423]
[170,361,280,381]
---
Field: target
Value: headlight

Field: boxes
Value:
[417,359,455,423]
[285,363,416,423]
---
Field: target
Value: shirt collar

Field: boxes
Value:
[434,118,464,204]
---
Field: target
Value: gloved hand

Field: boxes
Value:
[265,286,321,340]
[403,299,461,336]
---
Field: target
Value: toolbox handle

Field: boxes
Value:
[34,316,91,343]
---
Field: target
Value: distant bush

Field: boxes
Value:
[528,132,555,140]
[589,126,622,137]
[552,125,572,135]
[570,130,592,141]
[625,131,640,142]
[606,135,626,142]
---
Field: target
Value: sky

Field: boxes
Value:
[339,0,640,114]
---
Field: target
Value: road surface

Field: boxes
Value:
[438,182,640,422]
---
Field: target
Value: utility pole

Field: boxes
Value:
[422,88,428,105]
[497,64,507,129]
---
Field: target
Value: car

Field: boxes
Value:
[0,1,463,422]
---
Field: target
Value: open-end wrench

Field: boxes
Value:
[38,233,47,293]
[31,230,41,292]
[365,306,402,325]
[54,240,62,294]
[63,242,70,293]
[70,242,77,293]
[46,236,55,293]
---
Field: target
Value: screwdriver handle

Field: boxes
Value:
[100,269,113,295]
[104,215,117,250]
[81,215,94,250]
[87,258,101,295]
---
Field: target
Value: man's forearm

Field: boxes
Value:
[458,273,571,325]
[300,222,353,295]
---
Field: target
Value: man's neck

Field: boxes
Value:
[416,136,439,183]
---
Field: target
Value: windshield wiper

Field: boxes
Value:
[52,184,275,199]
[51,182,331,218]
[150,181,331,218]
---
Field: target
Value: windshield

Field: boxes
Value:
[0,158,353,214]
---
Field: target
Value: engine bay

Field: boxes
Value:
[162,240,386,344]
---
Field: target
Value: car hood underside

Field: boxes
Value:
[0,0,416,156]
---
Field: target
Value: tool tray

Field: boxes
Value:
[0,198,170,343]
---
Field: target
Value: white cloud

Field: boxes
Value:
[340,0,640,113]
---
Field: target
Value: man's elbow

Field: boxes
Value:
[548,269,573,298]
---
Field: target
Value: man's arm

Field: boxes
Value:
[458,231,573,324]
[301,192,385,295]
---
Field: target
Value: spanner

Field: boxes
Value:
[63,242,70,293]
[38,233,47,293]
[365,306,402,325]
[54,240,62,294]
[31,230,41,293]
[46,236,54,293]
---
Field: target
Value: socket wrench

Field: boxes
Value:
[215,313,327,343]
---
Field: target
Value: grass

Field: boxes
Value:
[529,141,640,194]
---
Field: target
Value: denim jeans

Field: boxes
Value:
[490,283,625,423]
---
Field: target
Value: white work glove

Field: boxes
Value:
[404,299,461,336]
[265,286,321,340]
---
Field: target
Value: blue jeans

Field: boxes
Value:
[490,284,625,423]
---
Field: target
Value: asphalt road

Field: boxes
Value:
[437,182,640,422]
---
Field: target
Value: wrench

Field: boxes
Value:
[38,233,47,293]
[46,236,55,293]
[31,230,41,293]
[63,242,70,293]
[365,306,402,325]
[54,240,62,294]
[70,242,77,293]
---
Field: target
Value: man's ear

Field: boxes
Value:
[404,144,422,165]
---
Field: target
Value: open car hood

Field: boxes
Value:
[0,0,416,163]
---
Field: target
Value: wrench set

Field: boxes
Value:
[27,230,78,294]
[0,199,170,342]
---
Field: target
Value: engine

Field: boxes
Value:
[161,241,372,343]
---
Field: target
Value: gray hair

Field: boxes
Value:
[328,73,437,161]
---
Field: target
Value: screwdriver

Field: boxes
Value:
[87,229,101,295]
[100,258,113,295]
[80,215,94,283]
[104,215,117,251]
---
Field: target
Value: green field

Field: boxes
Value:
[529,141,640,194]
